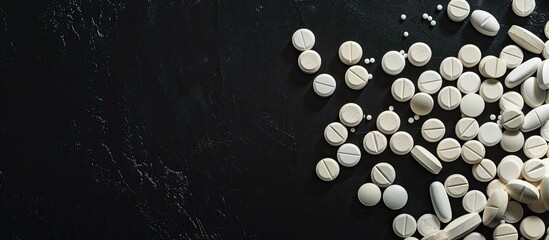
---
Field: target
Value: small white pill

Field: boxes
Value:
[344,65,369,90]
[366,114,372,120]
[339,103,363,127]
[497,155,523,182]
[460,93,485,118]
[417,214,441,237]
[444,174,469,198]
[381,50,406,75]
[439,57,463,81]
[462,190,487,213]
[437,86,461,110]
[403,31,409,37]
[371,162,396,187]
[364,58,370,64]
[482,57,506,78]
[357,183,381,207]
[370,58,375,63]
[447,0,470,22]
[457,72,481,94]
[506,179,540,204]
[410,92,434,116]
[503,201,523,224]
[499,91,524,111]
[524,135,548,159]
[411,145,443,174]
[291,28,315,51]
[316,158,340,181]
[437,138,461,162]
[500,109,524,131]
[389,105,395,111]
[437,4,443,11]
[393,214,417,238]
[408,42,432,67]
[324,122,348,147]
[505,57,542,88]
[430,20,436,26]
[520,216,545,240]
[470,10,500,37]
[472,158,496,182]
[427,16,433,21]
[521,77,545,108]
[477,122,502,147]
[368,74,373,80]
[455,117,480,141]
[391,78,415,102]
[482,190,508,228]
[444,213,482,240]
[421,118,445,142]
[390,131,414,155]
[383,185,408,210]
[408,117,414,123]
[459,44,482,68]
[423,13,428,19]
[336,143,361,167]
[490,114,497,120]
[376,110,400,135]
[500,45,524,69]
[500,130,525,153]
[313,74,336,97]
[414,115,420,120]
[522,158,546,182]
[363,131,387,155]
[430,181,452,223]
[486,179,507,197]
[298,50,321,74]
[401,14,407,20]
[338,41,363,65]
[464,232,485,240]
[493,223,518,240]
[512,0,536,17]
[508,25,545,54]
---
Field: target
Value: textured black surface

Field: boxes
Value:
[1,0,549,239]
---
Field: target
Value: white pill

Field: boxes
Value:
[383,184,408,210]
[490,114,497,120]
[344,65,368,90]
[414,115,420,120]
[500,130,525,153]
[477,122,502,147]
[443,212,482,239]
[357,183,381,207]
[430,181,452,223]
[464,232,485,240]
[338,41,363,65]
[538,60,549,89]
[418,70,443,94]
[478,55,495,77]
[462,190,487,213]
[366,114,372,120]
[410,92,434,116]
[505,57,542,88]
[439,57,463,81]
[524,135,548,158]
[316,158,340,181]
[479,79,503,103]
[390,131,414,155]
[376,110,400,135]
[472,158,496,182]
[470,10,500,37]
[428,16,433,21]
[540,175,549,211]
[339,103,363,127]
[500,45,524,69]
[324,122,348,146]
[498,155,524,182]
[408,117,414,123]
[437,86,461,111]
[423,13,428,19]
[483,57,506,78]
[503,201,524,224]
[493,223,519,240]
[522,104,549,132]
[459,44,482,68]
[401,14,407,20]
[444,174,469,198]
[520,216,545,240]
[392,78,415,102]
[522,158,546,182]
[363,131,387,155]
[364,58,370,64]
[370,58,375,63]
[461,93,485,118]
[417,214,441,237]
[512,0,536,17]
[437,138,461,162]
[546,21,549,39]
[371,162,396,187]
[500,91,524,112]
[430,20,436,26]
[487,179,508,197]
[411,145,443,174]
[298,50,321,74]
[508,25,545,54]
[403,31,409,37]
[437,4,443,10]
[393,213,417,238]
[408,42,432,67]
[313,74,336,97]
[521,77,545,108]
[527,197,547,213]
[421,118,445,143]
[447,0,470,22]
[457,72,481,94]
[291,28,315,51]
[500,109,524,131]
[506,179,540,204]
[381,50,406,75]
[482,189,508,228]
[336,143,361,167]
[455,117,480,141]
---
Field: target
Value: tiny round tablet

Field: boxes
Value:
[462,140,486,164]
[324,122,348,146]
[437,138,461,162]
[444,174,469,198]
[464,232,485,240]
[357,183,381,206]
[503,201,524,223]
[363,131,387,155]
[447,0,470,22]
[383,185,408,210]
[403,31,409,37]
[477,122,502,147]
[410,93,434,116]
[291,28,315,51]
[393,214,417,238]
[338,41,363,65]
[523,135,548,159]
[493,223,518,240]
[457,72,481,94]
[370,58,375,63]
[520,216,545,240]
[417,213,441,237]
[337,143,361,167]
[313,74,336,97]
[408,42,432,67]
[316,158,340,181]
[479,79,503,103]
[418,70,443,94]
[421,118,446,142]
[382,50,406,75]
[522,158,546,182]
[512,0,536,17]
[437,86,461,110]
[422,13,428,19]
[345,65,369,90]
[455,118,480,141]
[459,44,482,68]
[472,158,496,182]
[440,57,464,81]
[500,109,524,131]
[497,155,523,182]
[377,110,401,135]
[392,78,415,102]
[483,57,507,79]
[390,131,414,155]
[298,50,321,74]
[460,93,485,118]
[499,91,524,111]
[545,21,549,39]
[500,45,524,69]
[521,77,545,108]
[462,190,487,213]
[401,14,407,20]
[427,16,433,21]
[372,162,396,187]
[430,20,436,26]
[339,103,363,127]
[500,130,524,153]
[437,4,443,10]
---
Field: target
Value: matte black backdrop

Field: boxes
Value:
[1,0,549,239]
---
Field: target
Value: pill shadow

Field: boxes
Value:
[303,86,330,111]
[306,138,341,196]
[438,14,464,34]
[503,7,528,27]
[462,26,492,51]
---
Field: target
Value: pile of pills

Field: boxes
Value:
[292,0,549,239]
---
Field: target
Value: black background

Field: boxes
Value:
[1,0,549,239]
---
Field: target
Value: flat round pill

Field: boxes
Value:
[316,158,340,181]
[383,184,408,210]
[393,213,417,238]
[512,0,535,17]
[382,50,406,75]
[499,91,524,111]
[455,117,480,141]
[457,72,481,94]
[440,57,463,81]
[520,216,545,240]
[357,183,381,206]
[437,138,462,162]
[464,232,485,240]
[417,213,441,237]
[483,190,509,228]
[338,41,362,65]
[541,121,549,141]
[363,131,387,155]
[493,223,518,240]
[344,65,369,90]
[462,190,487,213]
[371,162,396,187]
[524,135,548,159]
[410,92,434,116]
[500,109,524,131]
[298,50,321,74]
[313,74,336,97]
[422,118,446,142]
[339,103,363,127]
[447,0,470,22]
[503,201,523,223]
[479,56,497,78]
[500,45,524,69]
[497,155,523,182]
[521,77,545,108]
[437,86,461,110]
[390,131,414,155]
[324,122,348,146]
[459,44,482,68]
[392,78,415,102]
[377,110,401,135]
[408,42,432,67]
[472,158,496,182]
[506,179,540,204]
[291,28,315,51]
[336,143,361,167]
[546,21,549,39]
[479,79,503,103]
[460,93,485,118]
[418,70,443,94]
[500,130,524,153]
[477,122,502,147]
[522,158,546,182]
[486,179,507,197]
[470,10,500,36]
[462,140,486,165]
[444,174,469,198]
[483,57,507,78]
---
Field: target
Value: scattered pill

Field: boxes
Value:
[298,50,321,74]
[505,57,542,88]
[508,25,545,54]
[371,162,396,187]
[370,58,375,63]
[414,115,420,120]
[458,44,482,68]
[470,10,500,36]
[368,74,373,80]
[482,57,506,78]
[324,122,348,146]
[478,55,496,77]
[313,74,337,97]
[408,117,414,123]
[393,213,417,238]
[291,28,315,51]
[357,183,381,206]
[391,78,415,102]
[363,131,387,155]
[423,13,428,19]
[403,31,409,37]
[411,145,443,174]
[522,158,546,182]
[493,222,518,240]
[500,45,524,69]
[401,14,407,20]
[523,135,548,158]
[500,109,524,131]
[316,158,340,181]
[339,103,363,127]
[437,86,461,110]
[486,179,507,197]
[538,60,549,89]
[462,190,486,213]
[472,158,496,182]
[512,0,535,17]
[417,214,441,237]
[455,117,480,141]
[381,50,406,75]
[447,0,470,22]
[437,4,443,11]
[339,41,363,65]
[546,21,549,39]
[521,77,545,108]
[457,71,481,94]
[408,42,432,67]
[522,104,549,132]
[366,114,372,120]
[439,57,463,81]
[376,110,400,135]
[364,58,370,64]
[418,70,443,94]
[540,175,549,210]
[421,118,445,142]
[500,130,525,153]
[427,16,433,21]
[482,189,508,228]
[344,65,369,90]
[437,138,461,162]
[460,93,485,118]
[490,114,497,120]
[519,216,545,240]
[497,155,523,182]
[383,185,408,210]
[444,174,469,198]
[390,131,414,155]
[410,93,434,116]
[506,179,540,204]
[503,201,524,224]
[477,122,502,147]
[430,20,436,26]
[443,212,481,239]
[337,143,361,167]
[499,91,524,111]
[430,181,452,223]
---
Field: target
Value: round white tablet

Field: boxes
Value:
[460,93,485,117]
[500,109,524,131]
[500,45,524,69]
[408,42,432,67]
[292,28,315,51]
[444,174,469,198]
[497,155,523,182]
[493,223,518,240]
[324,122,348,146]
[457,72,481,94]
[472,158,496,182]
[421,118,446,142]
[382,50,406,75]
[503,201,524,223]
[524,135,548,159]
[339,41,362,65]
[417,214,441,237]
[499,91,524,111]
[377,110,401,135]
[455,118,480,141]
[298,50,321,74]
[383,185,408,210]
[390,131,414,155]
[520,216,545,240]
[339,103,363,127]
[500,130,524,153]
[486,179,507,197]
[336,143,361,167]
[483,57,507,79]
[393,214,417,238]
[459,44,481,68]
[478,56,496,77]
[410,93,434,116]
[316,158,340,181]
[546,21,549,39]
[357,183,381,206]
[372,162,396,188]
[418,70,443,94]
[392,78,415,102]
[363,131,387,155]
[462,140,486,164]
[437,86,462,110]
[522,158,546,182]
[447,0,471,22]
[541,121,549,141]
[462,190,487,213]
[464,232,485,240]
[440,57,463,81]
[521,77,545,108]
[477,122,502,147]
[479,79,503,103]
[437,138,462,162]
[512,0,535,17]
[344,65,369,90]
[313,74,336,97]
